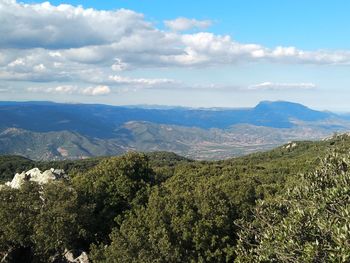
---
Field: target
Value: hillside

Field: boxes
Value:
[1,134,350,262]
[2,133,349,185]
[0,128,128,160]
[1,101,349,160]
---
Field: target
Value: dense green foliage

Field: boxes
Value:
[0,182,87,261]
[0,156,35,182]
[0,156,101,183]
[72,153,155,243]
[236,153,350,262]
[91,172,239,262]
[1,135,350,262]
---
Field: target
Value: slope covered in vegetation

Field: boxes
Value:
[1,134,350,262]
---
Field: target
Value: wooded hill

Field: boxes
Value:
[1,134,350,262]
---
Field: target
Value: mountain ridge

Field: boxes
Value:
[0,100,349,160]
[0,100,338,132]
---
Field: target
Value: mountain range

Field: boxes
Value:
[1,100,350,160]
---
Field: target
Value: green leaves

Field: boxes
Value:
[3,135,350,262]
[236,153,350,262]
[0,183,41,251]
[0,181,86,261]
[91,170,239,263]
[71,152,154,243]
[31,183,84,257]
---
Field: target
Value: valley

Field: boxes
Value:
[0,100,349,160]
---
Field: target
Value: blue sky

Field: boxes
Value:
[2,0,350,110]
[21,0,350,49]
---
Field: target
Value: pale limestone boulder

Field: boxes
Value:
[62,249,90,263]
[31,168,56,184]
[284,142,297,150]
[5,171,27,189]
[3,168,68,189]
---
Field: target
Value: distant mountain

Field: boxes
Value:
[0,100,337,133]
[0,101,349,160]
[250,101,333,128]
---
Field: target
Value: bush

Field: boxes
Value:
[236,154,350,262]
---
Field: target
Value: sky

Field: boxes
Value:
[1,0,350,110]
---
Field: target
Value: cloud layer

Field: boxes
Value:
[248,82,317,91]
[27,85,111,96]
[0,0,349,95]
[164,17,212,31]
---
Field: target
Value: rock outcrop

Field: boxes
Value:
[63,250,89,263]
[283,142,297,150]
[51,249,89,263]
[3,168,68,189]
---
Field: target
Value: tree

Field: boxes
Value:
[91,173,238,263]
[0,181,86,262]
[72,152,154,243]
[236,154,350,262]
[32,182,87,259]
[0,183,41,256]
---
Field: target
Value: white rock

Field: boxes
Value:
[63,249,90,263]
[77,252,89,263]
[284,142,297,150]
[5,171,27,189]
[2,168,68,189]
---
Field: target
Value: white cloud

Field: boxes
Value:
[171,33,265,65]
[8,58,25,67]
[27,85,111,96]
[54,85,77,94]
[0,50,73,81]
[268,46,350,65]
[81,85,111,96]
[33,63,46,72]
[0,0,179,68]
[111,58,129,72]
[0,1,153,49]
[248,82,317,90]
[109,75,174,86]
[174,33,350,66]
[0,86,9,92]
[27,85,77,94]
[2,0,349,69]
[1,0,350,90]
[164,17,212,31]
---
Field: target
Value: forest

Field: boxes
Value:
[1,134,350,262]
